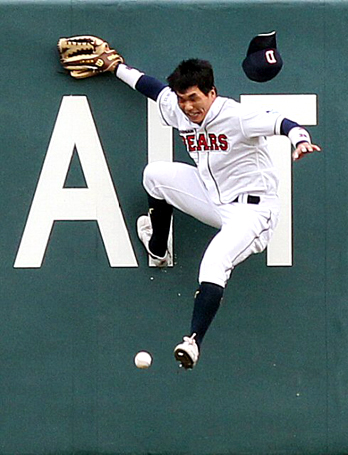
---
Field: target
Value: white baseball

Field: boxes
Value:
[134,351,152,369]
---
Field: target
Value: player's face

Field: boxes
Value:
[176,86,217,124]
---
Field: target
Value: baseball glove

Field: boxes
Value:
[57,35,124,79]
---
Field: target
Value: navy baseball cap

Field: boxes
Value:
[242,31,283,82]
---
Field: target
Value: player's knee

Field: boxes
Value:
[143,161,163,185]
[143,161,172,195]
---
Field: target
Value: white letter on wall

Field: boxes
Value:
[147,99,173,267]
[14,96,137,268]
[241,94,317,266]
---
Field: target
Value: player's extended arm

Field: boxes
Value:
[116,63,166,101]
[281,119,321,162]
[57,35,166,100]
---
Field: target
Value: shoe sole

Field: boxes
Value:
[174,348,194,369]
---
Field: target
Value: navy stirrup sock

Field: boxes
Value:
[148,195,173,257]
[190,282,224,348]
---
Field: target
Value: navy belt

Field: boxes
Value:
[233,195,260,205]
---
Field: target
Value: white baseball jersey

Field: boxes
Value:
[157,86,285,204]
[115,65,287,286]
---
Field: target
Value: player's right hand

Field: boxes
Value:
[292,142,321,161]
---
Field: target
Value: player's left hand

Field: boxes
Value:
[57,35,124,79]
[292,142,321,161]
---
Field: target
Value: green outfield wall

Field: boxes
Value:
[0,0,347,454]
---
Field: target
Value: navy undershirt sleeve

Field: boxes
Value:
[280,118,300,136]
[135,75,167,101]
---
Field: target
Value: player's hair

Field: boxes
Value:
[167,59,215,95]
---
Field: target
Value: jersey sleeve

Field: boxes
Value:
[115,64,166,101]
[116,64,180,127]
[135,75,166,101]
[156,86,180,128]
[239,105,285,138]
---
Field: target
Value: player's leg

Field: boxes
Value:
[138,161,222,265]
[174,281,223,369]
[143,161,222,227]
[148,195,173,257]
[175,200,279,369]
[198,201,279,286]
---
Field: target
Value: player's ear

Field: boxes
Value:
[211,86,217,97]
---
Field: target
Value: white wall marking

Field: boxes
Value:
[147,99,174,267]
[14,96,137,268]
[241,94,317,266]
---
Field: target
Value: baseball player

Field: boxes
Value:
[58,37,321,369]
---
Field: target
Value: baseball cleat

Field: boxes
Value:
[174,333,199,369]
[137,215,170,267]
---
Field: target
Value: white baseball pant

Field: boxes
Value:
[143,161,280,288]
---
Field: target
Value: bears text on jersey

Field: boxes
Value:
[180,132,228,152]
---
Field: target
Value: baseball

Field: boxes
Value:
[134,351,152,369]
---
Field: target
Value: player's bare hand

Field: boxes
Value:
[292,142,321,161]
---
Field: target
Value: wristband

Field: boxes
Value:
[288,127,311,148]
[115,63,144,89]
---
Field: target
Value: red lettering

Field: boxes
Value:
[181,133,228,152]
[218,134,228,151]
[186,135,196,152]
[209,134,219,150]
[197,134,209,151]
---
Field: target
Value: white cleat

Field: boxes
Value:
[137,215,170,268]
[174,333,199,369]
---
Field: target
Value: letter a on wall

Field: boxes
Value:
[14,96,138,268]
